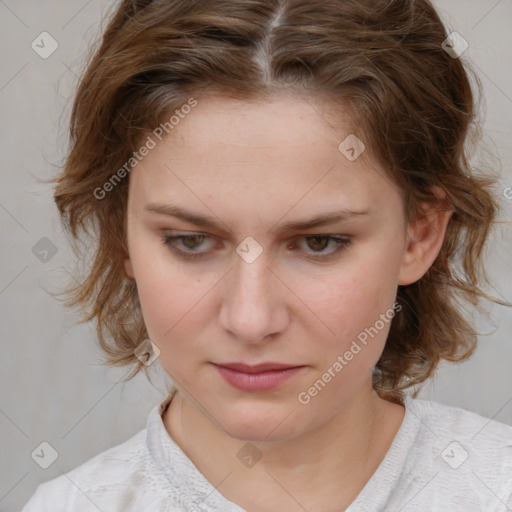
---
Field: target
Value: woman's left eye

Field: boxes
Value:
[160,233,351,261]
[291,235,351,259]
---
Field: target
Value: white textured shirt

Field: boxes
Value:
[22,387,512,511]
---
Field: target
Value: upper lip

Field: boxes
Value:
[214,362,303,373]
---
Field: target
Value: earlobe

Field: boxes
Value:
[398,193,453,286]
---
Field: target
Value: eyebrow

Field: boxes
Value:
[144,202,370,233]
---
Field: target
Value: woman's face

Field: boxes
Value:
[123,93,412,442]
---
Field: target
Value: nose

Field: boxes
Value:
[218,248,289,345]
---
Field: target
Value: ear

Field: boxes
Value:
[123,257,135,279]
[398,187,454,286]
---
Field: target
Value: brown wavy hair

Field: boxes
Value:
[52,0,510,404]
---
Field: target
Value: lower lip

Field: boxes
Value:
[214,365,305,392]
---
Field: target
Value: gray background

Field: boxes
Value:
[1,1,511,510]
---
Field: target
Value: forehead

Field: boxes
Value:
[166,92,355,157]
[129,93,401,220]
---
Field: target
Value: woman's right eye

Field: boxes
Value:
[160,233,215,260]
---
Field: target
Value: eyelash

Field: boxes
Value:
[160,233,351,261]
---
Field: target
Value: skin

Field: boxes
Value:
[123,92,453,511]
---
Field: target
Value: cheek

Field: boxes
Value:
[304,244,402,353]
[136,272,197,343]
[131,249,221,364]
[127,237,192,341]
[134,268,210,388]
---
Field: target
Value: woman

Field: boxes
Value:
[22,0,512,510]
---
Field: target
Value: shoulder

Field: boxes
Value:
[401,396,512,509]
[21,428,150,512]
[407,396,512,445]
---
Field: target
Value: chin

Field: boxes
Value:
[224,422,301,444]
[217,402,305,443]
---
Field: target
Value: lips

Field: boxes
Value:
[212,362,306,392]
[214,362,302,373]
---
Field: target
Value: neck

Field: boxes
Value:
[163,379,405,511]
